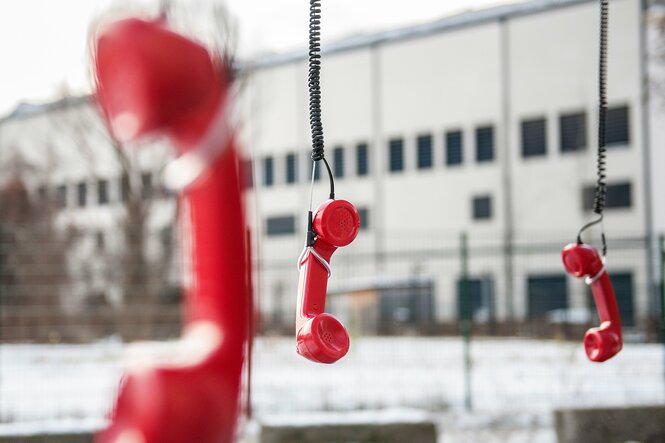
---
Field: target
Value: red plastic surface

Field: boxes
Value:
[94,18,222,148]
[93,18,249,443]
[562,243,622,362]
[296,199,359,364]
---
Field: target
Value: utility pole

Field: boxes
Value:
[459,232,473,411]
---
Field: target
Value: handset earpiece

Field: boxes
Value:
[296,199,360,364]
[561,243,622,362]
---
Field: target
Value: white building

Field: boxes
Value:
[1,0,663,334]
[0,97,179,320]
[235,0,665,332]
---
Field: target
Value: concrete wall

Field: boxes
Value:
[0,434,92,443]
[555,405,665,443]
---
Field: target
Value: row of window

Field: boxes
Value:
[263,179,633,236]
[522,105,629,157]
[472,180,634,217]
[38,174,631,216]
[37,172,160,209]
[247,105,630,188]
[247,126,491,189]
[459,272,635,326]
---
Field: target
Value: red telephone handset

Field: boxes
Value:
[296,199,360,364]
[94,18,249,443]
[561,243,622,362]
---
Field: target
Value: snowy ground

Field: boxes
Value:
[1,336,664,442]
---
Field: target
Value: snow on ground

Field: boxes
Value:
[0,336,663,442]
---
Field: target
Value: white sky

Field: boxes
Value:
[0,0,518,117]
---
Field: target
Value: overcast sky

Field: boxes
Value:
[0,0,517,117]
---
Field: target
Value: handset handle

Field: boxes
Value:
[562,243,622,362]
[296,240,336,329]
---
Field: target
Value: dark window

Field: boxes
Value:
[605,105,630,146]
[446,130,463,166]
[333,146,345,178]
[263,157,274,187]
[417,134,433,169]
[77,182,87,207]
[472,195,492,220]
[95,231,105,250]
[37,185,47,201]
[560,112,587,152]
[476,126,494,162]
[611,273,635,327]
[527,275,568,319]
[121,174,130,202]
[160,226,174,247]
[141,173,152,199]
[582,182,632,210]
[311,160,322,181]
[242,159,253,189]
[266,215,296,236]
[389,138,404,172]
[358,207,370,230]
[286,153,297,184]
[57,185,68,208]
[378,283,434,324]
[357,143,369,176]
[98,179,109,205]
[457,276,494,322]
[521,118,547,157]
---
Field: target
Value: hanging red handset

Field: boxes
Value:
[94,18,249,443]
[561,243,622,362]
[296,199,360,364]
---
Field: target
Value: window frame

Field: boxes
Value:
[475,125,495,163]
[445,130,463,166]
[356,143,369,176]
[582,182,632,210]
[521,117,547,158]
[286,153,298,184]
[416,134,433,169]
[388,138,405,173]
[333,146,345,178]
[97,179,109,205]
[472,195,493,220]
[605,105,630,147]
[559,111,587,153]
[265,215,297,236]
[263,156,274,187]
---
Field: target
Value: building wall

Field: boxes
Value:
[0,0,660,331]
[239,0,658,327]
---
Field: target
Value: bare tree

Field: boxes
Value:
[43,99,180,340]
[0,173,69,342]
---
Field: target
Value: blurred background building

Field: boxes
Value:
[237,0,664,336]
[0,0,663,342]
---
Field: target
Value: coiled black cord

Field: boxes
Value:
[308,0,334,199]
[577,0,609,256]
[594,0,608,216]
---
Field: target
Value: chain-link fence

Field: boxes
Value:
[1,220,664,434]
[259,229,663,340]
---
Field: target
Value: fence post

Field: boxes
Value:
[459,232,472,411]
[660,234,665,344]
[658,233,665,406]
[0,223,3,421]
